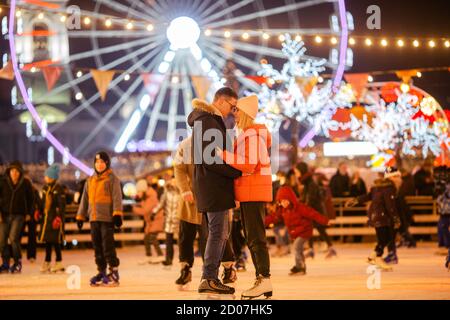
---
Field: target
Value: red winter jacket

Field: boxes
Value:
[275,186,329,240]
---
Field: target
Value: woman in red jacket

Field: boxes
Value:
[274,186,329,275]
[220,95,273,300]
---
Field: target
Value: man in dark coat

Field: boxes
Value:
[0,161,34,273]
[330,162,351,197]
[187,87,242,295]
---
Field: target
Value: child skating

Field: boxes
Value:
[346,167,401,271]
[37,164,66,273]
[76,151,123,286]
[273,186,329,275]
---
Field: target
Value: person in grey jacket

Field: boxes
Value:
[76,151,123,287]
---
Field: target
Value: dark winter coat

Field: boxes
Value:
[0,164,34,218]
[37,183,66,244]
[187,99,242,213]
[357,178,400,228]
[274,186,329,240]
[330,171,351,197]
[350,178,367,197]
[300,173,325,215]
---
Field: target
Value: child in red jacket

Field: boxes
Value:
[274,186,329,275]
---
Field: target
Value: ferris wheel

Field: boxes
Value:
[8,0,352,175]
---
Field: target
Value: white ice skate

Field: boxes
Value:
[241,276,273,300]
[374,257,393,271]
[367,251,376,265]
[40,262,51,273]
[51,262,65,273]
[138,257,152,265]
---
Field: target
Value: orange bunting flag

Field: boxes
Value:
[395,70,418,84]
[296,76,318,96]
[141,73,165,98]
[344,73,369,102]
[191,76,211,100]
[42,66,62,91]
[0,61,15,80]
[245,75,268,86]
[91,69,115,101]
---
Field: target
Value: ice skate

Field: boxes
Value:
[10,261,22,274]
[241,276,273,300]
[374,257,393,271]
[221,265,237,284]
[138,257,153,265]
[367,251,376,265]
[235,259,246,272]
[325,247,337,259]
[0,263,9,274]
[384,252,398,265]
[51,262,65,273]
[102,268,120,287]
[176,263,192,290]
[289,266,306,276]
[90,271,108,287]
[304,248,315,259]
[198,279,235,297]
[40,261,51,273]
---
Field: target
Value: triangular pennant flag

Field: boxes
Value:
[141,73,165,98]
[344,73,369,102]
[245,75,268,86]
[91,69,115,101]
[42,66,62,91]
[191,76,211,100]
[0,61,15,80]
[296,76,318,96]
[395,70,417,84]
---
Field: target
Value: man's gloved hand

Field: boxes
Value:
[113,215,123,229]
[52,216,62,230]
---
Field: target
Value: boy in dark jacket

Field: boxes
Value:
[346,167,401,271]
[76,151,123,287]
[271,186,329,275]
[0,161,34,273]
[37,164,66,273]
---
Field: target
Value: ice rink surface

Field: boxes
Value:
[1,243,449,300]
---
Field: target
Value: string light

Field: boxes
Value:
[38,12,44,20]
[262,33,270,40]
[413,40,420,47]
[124,74,130,81]
[397,39,404,47]
[365,38,372,46]
[147,24,154,31]
[380,39,388,47]
[295,35,302,42]
[400,83,410,93]
[30,67,36,73]
[317,76,324,83]
[445,40,450,48]
[278,34,285,42]
[83,17,91,25]
[416,71,422,78]
[204,29,211,36]
[314,35,322,43]
[224,30,231,38]
[330,37,337,44]
[126,22,133,30]
[60,15,67,23]
[368,75,373,82]
[349,37,356,45]
[242,32,249,40]
[105,19,112,27]
[428,40,436,48]
[76,71,83,78]
[75,92,83,100]
[16,10,22,17]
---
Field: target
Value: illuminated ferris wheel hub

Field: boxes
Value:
[166,16,200,49]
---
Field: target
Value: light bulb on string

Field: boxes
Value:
[365,38,372,46]
[413,40,420,47]
[278,34,285,42]
[147,24,154,31]
[445,40,450,48]
[368,75,373,82]
[349,37,356,45]
[397,39,404,47]
[295,35,302,42]
[242,32,249,40]
[60,15,67,22]
[124,74,130,81]
[224,30,231,38]
[380,39,388,47]
[262,33,270,40]
[105,19,112,27]
[314,35,322,44]
[204,29,211,36]
[330,37,337,45]
[83,17,91,26]
[428,40,435,48]
[416,71,422,78]
[400,83,410,93]
[38,12,44,20]
[126,22,133,30]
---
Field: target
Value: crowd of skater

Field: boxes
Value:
[0,87,449,299]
